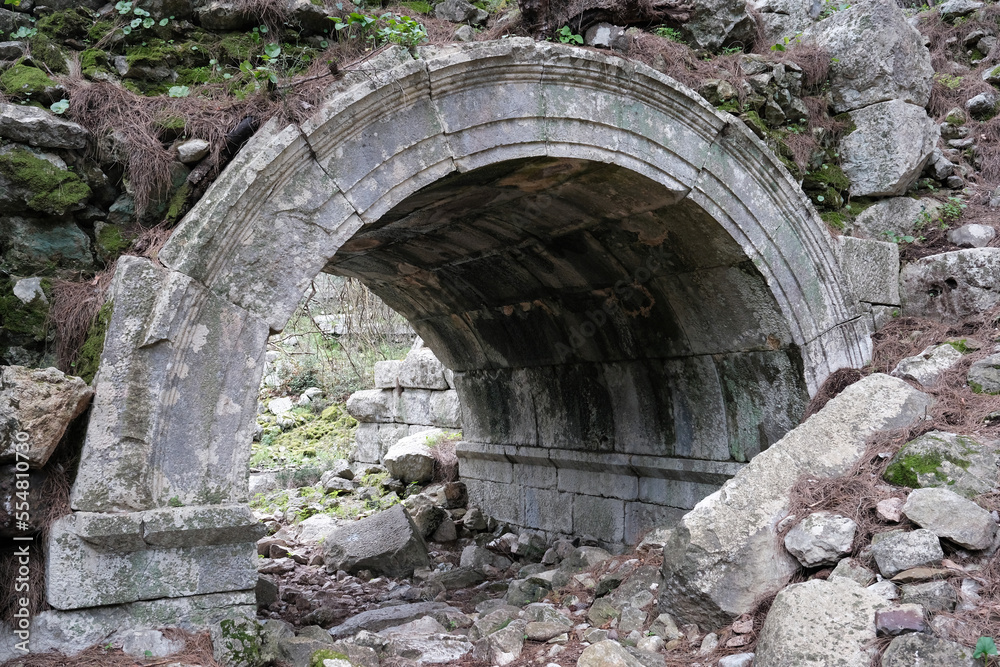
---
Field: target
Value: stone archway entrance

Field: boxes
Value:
[40,38,871,635]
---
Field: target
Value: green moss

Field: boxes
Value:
[27,35,69,74]
[803,164,850,193]
[0,64,56,98]
[833,112,857,135]
[73,300,113,383]
[217,33,260,64]
[154,114,187,132]
[164,182,190,223]
[176,66,211,85]
[946,339,971,354]
[310,650,350,667]
[970,380,985,394]
[125,40,177,67]
[715,99,741,113]
[215,618,262,666]
[740,110,768,138]
[80,49,109,78]
[96,224,129,262]
[36,7,94,40]
[399,0,433,12]
[87,19,116,43]
[0,147,91,215]
[884,451,943,488]
[0,278,51,341]
[820,210,847,230]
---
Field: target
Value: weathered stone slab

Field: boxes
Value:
[851,197,941,241]
[884,431,1000,498]
[891,343,964,388]
[397,346,449,390]
[834,236,900,305]
[384,429,443,483]
[0,102,89,149]
[47,514,259,610]
[881,633,978,667]
[659,374,931,628]
[0,366,93,468]
[70,256,270,512]
[322,504,429,578]
[141,504,265,548]
[901,249,1000,320]
[902,487,997,550]
[328,601,462,640]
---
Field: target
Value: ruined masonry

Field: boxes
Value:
[31,39,893,643]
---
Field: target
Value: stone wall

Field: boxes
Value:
[347,341,462,464]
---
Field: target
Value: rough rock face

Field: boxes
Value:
[800,0,934,113]
[840,100,938,197]
[0,103,89,149]
[891,343,964,388]
[754,578,888,667]
[870,529,944,577]
[851,197,942,241]
[901,249,1000,320]
[659,374,931,628]
[0,365,93,467]
[969,353,1000,394]
[383,430,443,484]
[883,431,1000,499]
[322,505,430,578]
[753,0,820,44]
[783,512,857,567]
[902,487,997,550]
[881,633,978,667]
[681,0,756,50]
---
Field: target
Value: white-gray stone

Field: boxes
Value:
[0,102,89,149]
[834,236,900,305]
[328,601,465,640]
[891,343,964,388]
[346,389,397,423]
[577,640,647,667]
[948,223,996,248]
[938,0,983,21]
[970,353,1000,395]
[660,374,931,628]
[870,529,944,578]
[12,277,47,304]
[296,514,339,544]
[753,0,819,44]
[755,578,888,667]
[384,429,443,483]
[584,23,627,50]
[800,0,933,113]
[177,138,210,164]
[398,346,450,390]
[679,0,754,50]
[322,504,429,578]
[851,197,941,241]
[783,512,857,567]
[120,629,185,658]
[965,91,997,118]
[720,653,756,667]
[902,487,997,550]
[430,390,462,428]
[374,360,402,388]
[268,396,294,416]
[881,633,978,667]
[435,0,487,24]
[901,249,1000,320]
[884,431,1000,499]
[840,100,938,197]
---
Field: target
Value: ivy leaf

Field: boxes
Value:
[975,637,998,659]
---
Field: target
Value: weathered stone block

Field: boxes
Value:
[346,389,398,424]
[374,360,402,388]
[573,494,625,544]
[430,390,462,428]
[141,505,265,548]
[398,346,449,390]
[322,504,429,578]
[901,249,1000,320]
[523,487,573,535]
[834,236,900,305]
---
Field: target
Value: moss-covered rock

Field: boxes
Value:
[80,48,110,79]
[0,277,51,342]
[0,63,58,99]
[73,300,113,383]
[36,7,95,41]
[0,147,91,215]
[95,223,131,264]
[883,430,999,498]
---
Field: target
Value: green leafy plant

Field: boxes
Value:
[3,0,21,6]
[934,72,963,90]
[144,650,153,658]
[883,230,923,244]
[975,636,997,661]
[555,25,582,44]
[167,85,190,97]
[328,12,426,49]
[377,14,427,48]
[115,1,171,35]
[819,0,850,19]
[770,33,802,51]
[9,25,37,39]
[654,25,684,42]
[168,495,183,507]
[49,99,69,114]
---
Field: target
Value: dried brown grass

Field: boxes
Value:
[0,629,221,667]
[49,267,115,374]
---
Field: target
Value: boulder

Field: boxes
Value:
[720,655,755,667]
[881,633,978,667]
[460,544,513,571]
[753,0,819,44]
[901,249,1000,320]
[679,0,755,50]
[210,617,263,667]
[938,0,983,21]
[851,197,941,241]
[328,601,466,640]
[192,0,256,30]
[890,343,964,388]
[969,353,1000,394]
[783,512,857,567]
[378,617,473,664]
[829,557,875,586]
[884,431,1000,498]
[345,389,396,423]
[948,223,996,248]
[384,429,443,483]
[902,487,997,550]
[285,0,334,33]
[584,23,628,50]
[870,529,944,578]
[0,366,93,467]
[296,514,339,544]
[0,103,88,149]
[840,100,938,197]
[965,91,997,119]
[754,578,888,667]
[799,0,933,113]
[577,640,648,667]
[833,236,900,305]
[322,504,429,578]
[435,0,488,24]
[177,138,210,164]
[659,374,931,628]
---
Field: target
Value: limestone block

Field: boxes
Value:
[398,346,450,389]
[840,101,938,197]
[353,422,410,464]
[902,487,997,550]
[322,504,430,578]
[659,374,931,628]
[346,389,398,423]
[69,257,269,512]
[141,504,265,548]
[834,236,900,305]
[901,249,1000,320]
[0,366,93,468]
[0,102,88,149]
[800,0,933,113]
[881,633,977,667]
[374,360,402,388]
[396,389,433,425]
[176,138,209,164]
[948,223,996,248]
[891,343,964,388]
[0,216,94,277]
[327,601,463,640]
[755,578,888,667]
[754,0,819,43]
[884,431,999,498]
[573,494,625,544]
[47,514,259,610]
[384,429,442,483]
[430,390,462,428]
[870,529,944,577]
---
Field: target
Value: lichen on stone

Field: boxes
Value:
[0,147,91,215]
[73,299,113,384]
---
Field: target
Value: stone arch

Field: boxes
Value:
[43,39,871,620]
